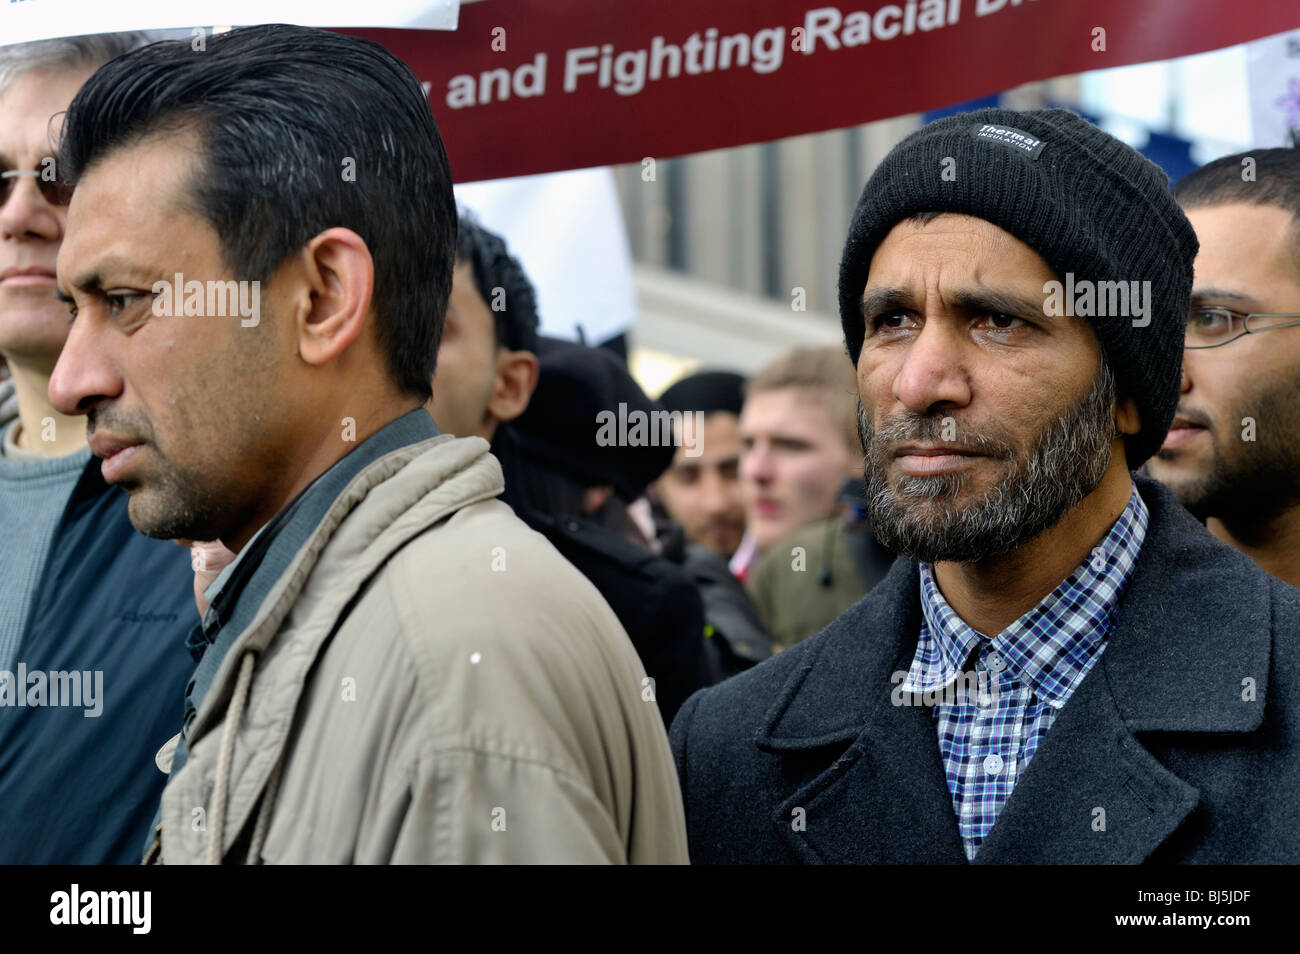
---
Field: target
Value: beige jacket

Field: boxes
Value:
[153,434,688,863]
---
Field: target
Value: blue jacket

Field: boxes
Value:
[669,476,1300,863]
[0,456,197,863]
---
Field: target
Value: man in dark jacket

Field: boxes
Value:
[506,337,712,726]
[0,34,196,862]
[670,107,1300,864]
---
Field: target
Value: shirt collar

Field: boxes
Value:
[902,483,1149,706]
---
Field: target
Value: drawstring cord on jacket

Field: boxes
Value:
[208,650,256,864]
[247,754,284,863]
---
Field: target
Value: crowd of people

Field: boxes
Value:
[0,24,1297,864]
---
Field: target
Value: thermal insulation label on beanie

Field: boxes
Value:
[973,123,1047,159]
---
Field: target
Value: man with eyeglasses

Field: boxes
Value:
[1147,148,1300,588]
[0,34,199,862]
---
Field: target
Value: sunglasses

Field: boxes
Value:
[0,167,73,207]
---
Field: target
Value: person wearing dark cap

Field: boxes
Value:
[504,337,713,727]
[651,370,774,678]
[670,108,1300,864]
[653,370,748,559]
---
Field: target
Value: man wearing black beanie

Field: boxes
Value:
[653,370,748,559]
[670,108,1300,864]
[651,370,775,680]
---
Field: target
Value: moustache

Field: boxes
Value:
[862,411,1017,461]
[86,406,153,446]
[1172,405,1214,431]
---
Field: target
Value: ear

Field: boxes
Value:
[293,227,375,369]
[485,349,539,425]
[1115,394,1141,436]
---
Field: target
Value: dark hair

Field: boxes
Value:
[58,23,456,400]
[1174,147,1300,270]
[456,211,539,354]
[908,210,946,227]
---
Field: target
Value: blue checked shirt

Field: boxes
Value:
[899,484,1148,859]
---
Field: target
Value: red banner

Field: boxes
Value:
[342,0,1300,184]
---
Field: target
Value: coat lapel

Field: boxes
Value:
[756,477,1272,864]
[971,655,1199,863]
[979,478,1271,863]
[758,558,968,863]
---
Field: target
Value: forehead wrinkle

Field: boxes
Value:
[866,238,984,308]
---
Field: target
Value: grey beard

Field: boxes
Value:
[860,362,1118,563]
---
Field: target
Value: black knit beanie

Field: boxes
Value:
[513,337,674,502]
[838,107,1198,469]
[657,370,746,417]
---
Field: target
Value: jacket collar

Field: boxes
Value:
[755,475,1272,864]
[190,432,503,742]
[177,433,505,860]
[1100,476,1269,732]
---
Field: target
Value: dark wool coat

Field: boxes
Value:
[670,476,1300,863]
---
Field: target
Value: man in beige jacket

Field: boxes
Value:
[48,24,687,864]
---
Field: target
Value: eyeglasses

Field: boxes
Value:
[0,167,73,207]
[1184,307,1300,349]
